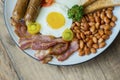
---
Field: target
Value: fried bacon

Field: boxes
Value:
[32,38,68,50]
[35,50,53,63]
[31,41,57,50]
[19,34,68,50]
[50,43,69,55]
[34,39,79,62]
[11,19,32,38]
[57,39,79,61]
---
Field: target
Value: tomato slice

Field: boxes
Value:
[42,0,54,7]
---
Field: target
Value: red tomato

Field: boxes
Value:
[42,0,54,7]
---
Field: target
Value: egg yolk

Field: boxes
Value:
[47,12,65,29]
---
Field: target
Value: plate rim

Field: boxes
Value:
[3,0,120,66]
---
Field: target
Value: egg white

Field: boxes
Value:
[36,3,72,37]
[55,0,81,8]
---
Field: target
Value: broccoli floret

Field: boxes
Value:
[68,5,84,21]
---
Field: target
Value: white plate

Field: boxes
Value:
[4,0,120,65]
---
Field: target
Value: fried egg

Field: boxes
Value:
[55,0,81,8]
[36,3,72,37]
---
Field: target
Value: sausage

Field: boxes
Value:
[12,0,30,21]
[24,0,43,23]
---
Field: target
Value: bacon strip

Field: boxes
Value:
[32,37,67,50]
[19,38,32,49]
[57,39,79,61]
[35,49,53,63]
[31,41,57,50]
[35,49,51,60]
[12,20,32,38]
[50,43,69,55]
[19,34,68,50]
[32,34,55,42]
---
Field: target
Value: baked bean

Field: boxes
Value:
[81,23,84,26]
[87,39,93,48]
[106,11,112,18]
[98,38,104,43]
[95,22,100,29]
[80,33,85,39]
[112,16,117,21]
[76,29,81,33]
[102,35,109,40]
[79,49,85,56]
[110,21,115,27]
[71,23,76,27]
[96,35,101,39]
[90,26,96,33]
[105,30,112,36]
[85,16,89,21]
[99,42,106,48]
[93,30,98,35]
[94,33,100,38]
[98,29,104,36]
[81,17,87,23]
[88,15,95,22]
[93,12,97,18]
[84,31,92,36]
[106,10,112,14]
[96,11,101,17]
[100,25,105,29]
[90,48,97,53]
[75,22,80,26]
[100,11,105,20]
[76,33,81,39]
[104,17,110,23]
[89,22,95,26]
[83,23,89,30]
[104,24,111,30]
[101,20,105,24]
[89,35,94,38]
[84,46,90,55]
[95,16,100,23]
[92,37,98,43]
[73,26,78,30]
[79,40,84,49]
[93,44,99,49]
[72,29,76,33]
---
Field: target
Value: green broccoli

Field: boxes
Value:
[68,5,84,21]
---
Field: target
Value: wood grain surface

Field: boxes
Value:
[0,0,120,80]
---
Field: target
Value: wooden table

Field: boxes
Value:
[0,0,120,80]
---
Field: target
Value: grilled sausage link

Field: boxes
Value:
[24,0,43,23]
[12,0,30,21]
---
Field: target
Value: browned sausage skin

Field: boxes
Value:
[24,0,43,23]
[12,0,30,22]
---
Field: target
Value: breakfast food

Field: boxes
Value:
[57,39,79,61]
[68,5,84,21]
[27,22,41,34]
[24,0,43,23]
[85,0,120,14]
[62,29,74,41]
[55,0,95,8]
[11,0,30,22]
[42,0,54,7]
[10,0,119,63]
[82,0,95,7]
[71,7,117,55]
